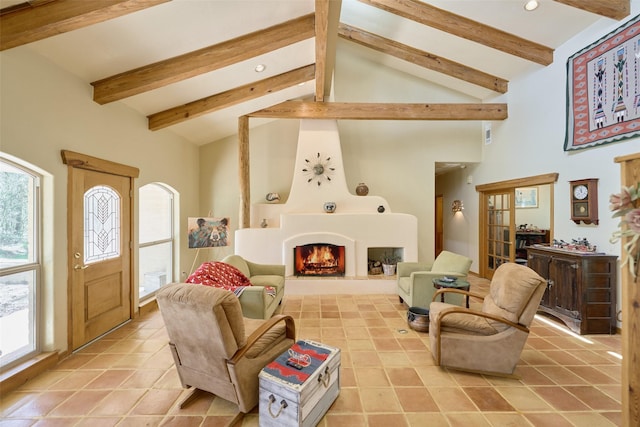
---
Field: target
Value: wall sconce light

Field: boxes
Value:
[452,199,464,213]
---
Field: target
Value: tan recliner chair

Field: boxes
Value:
[429,262,546,376]
[397,250,472,308]
[156,283,295,421]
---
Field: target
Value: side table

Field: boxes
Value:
[432,278,471,308]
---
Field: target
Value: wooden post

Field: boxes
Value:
[614,152,640,427]
[238,116,250,229]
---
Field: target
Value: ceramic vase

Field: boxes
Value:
[356,182,369,196]
[323,202,336,213]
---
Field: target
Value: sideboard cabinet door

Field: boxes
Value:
[527,247,617,335]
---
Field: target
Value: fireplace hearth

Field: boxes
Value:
[294,244,345,277]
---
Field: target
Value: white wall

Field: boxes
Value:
[198,39,484,263]
[436,9,640,323]
[0,48,200,355]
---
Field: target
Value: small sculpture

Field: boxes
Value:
[265,192,280,202]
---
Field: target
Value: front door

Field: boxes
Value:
[63,150,139,350]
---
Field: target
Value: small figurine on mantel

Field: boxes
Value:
[265,192,280,203]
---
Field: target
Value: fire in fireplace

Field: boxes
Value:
[294,243,345,276]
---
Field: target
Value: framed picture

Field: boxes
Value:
[188,217,229,248]
[564,15,640,151]
[515,187,538,209]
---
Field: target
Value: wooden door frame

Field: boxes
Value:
[435,194,443,257]
[61,150,139,353]
[476,173,558,278]
[614,152,640,427]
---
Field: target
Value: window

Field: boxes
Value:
[84,185,120,263]
[138,183,174,301]
[0,159,40,368]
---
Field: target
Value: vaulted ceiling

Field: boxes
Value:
[0,0,631,146]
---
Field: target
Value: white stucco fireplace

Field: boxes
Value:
[234,120,418,283]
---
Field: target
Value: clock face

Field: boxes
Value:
[573,184,589,200]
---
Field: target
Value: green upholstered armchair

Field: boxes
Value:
[397,250,472,308]
[221,255,285,319]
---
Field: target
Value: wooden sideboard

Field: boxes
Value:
[527,246,617,335]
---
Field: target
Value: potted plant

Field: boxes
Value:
[381,251,400,276]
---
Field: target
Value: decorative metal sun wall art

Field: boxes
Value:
[302,152,335,186]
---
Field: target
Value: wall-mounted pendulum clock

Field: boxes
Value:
[569,178,599,225]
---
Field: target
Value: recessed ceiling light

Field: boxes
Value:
[524,0,539,11]
[254,64,266,73]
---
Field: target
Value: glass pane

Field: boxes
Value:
[139,184,172,243]
[139,242,172,300]
[0,162,36,267]
[84,185,120,264]
[0,270,36,366]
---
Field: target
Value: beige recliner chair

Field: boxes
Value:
[429,262,546,376]
[156,283,295,421]
[397,250,472,308]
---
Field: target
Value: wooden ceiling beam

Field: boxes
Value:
[554,0,630,20]
[248,100,507,120]
[358,0,553,66]
[0,0,169,51]
[148,64,316,131]
[314,0,341,102]
[314,0,329,102]
[338,23,508,94]
[91,13,315,104]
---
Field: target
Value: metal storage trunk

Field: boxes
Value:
[258,340,340,427]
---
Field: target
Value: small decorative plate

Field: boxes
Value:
[441,277,456,283]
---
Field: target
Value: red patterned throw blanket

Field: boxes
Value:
[186,261,276,298]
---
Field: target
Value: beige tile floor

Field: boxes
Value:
[1,276,622,426]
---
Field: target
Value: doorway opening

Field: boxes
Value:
[476,173,558,279]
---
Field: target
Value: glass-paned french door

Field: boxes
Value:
[486,191,514,278]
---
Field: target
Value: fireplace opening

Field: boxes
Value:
[294,243,345,276]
